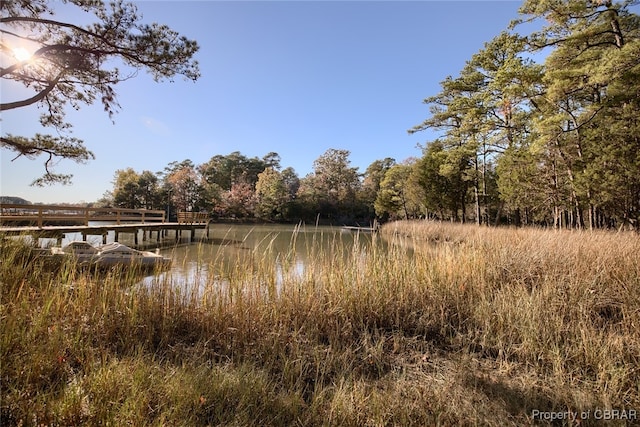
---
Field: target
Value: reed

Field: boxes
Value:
[1,222,639,426]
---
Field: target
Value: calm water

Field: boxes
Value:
[140,224,381,291]
[29,223,386,292]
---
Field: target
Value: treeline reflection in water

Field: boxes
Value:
[138,224,390,296]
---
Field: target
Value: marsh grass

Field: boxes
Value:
[1,222,639,426]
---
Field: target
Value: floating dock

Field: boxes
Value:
[341,226,378,233]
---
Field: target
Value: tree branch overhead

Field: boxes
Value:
[1,0,200,185]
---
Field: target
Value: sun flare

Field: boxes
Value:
[12,47,32,62]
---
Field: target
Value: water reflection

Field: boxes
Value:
[141,224,378,294]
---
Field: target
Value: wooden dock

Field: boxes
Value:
[341,226,378,233]
[0,204,210,246]
[0,203,166,227]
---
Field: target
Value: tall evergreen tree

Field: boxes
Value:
[517,0,640,228]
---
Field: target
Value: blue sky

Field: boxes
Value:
[1,1,524,204]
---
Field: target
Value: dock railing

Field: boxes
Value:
[0,204,166,227]
[177,211,209,224]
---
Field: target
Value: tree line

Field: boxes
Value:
[101,1,640,230]
[4,1,638,229]
[100,149,376,224]
[409,0,640,230]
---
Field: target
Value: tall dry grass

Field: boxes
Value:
[1,222,639,426]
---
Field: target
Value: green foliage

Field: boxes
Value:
[111,168,161,210]
[255,168,290,221]
[311,148,361,204]
[409,33,537,224]
[362,158,396,198]
[374,162,423,220]
[197,152,289,218]
[296,149,364,223]
[518,0,640,228]
[46,0,639,228]
[358,158,396,220]
[0,134,95,186]
[1,0,200,185]
[199,152,270,192]
[410,0,640,229]
[412,140,468,220]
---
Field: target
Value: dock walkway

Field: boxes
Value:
[0,204,210,246]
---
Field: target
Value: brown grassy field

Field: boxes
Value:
[1,221,639,426]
